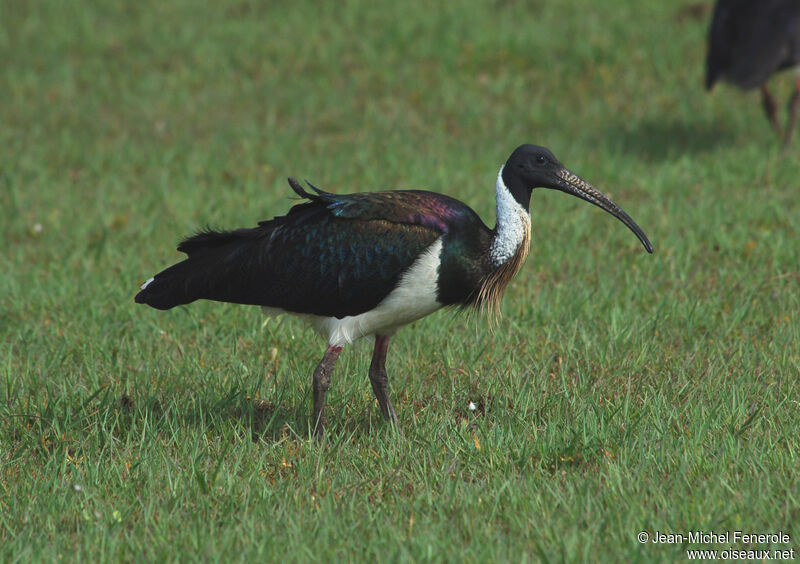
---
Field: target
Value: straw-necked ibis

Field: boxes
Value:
[706,0,800,146]
[135,145,653,439]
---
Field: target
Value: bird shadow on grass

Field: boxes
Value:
[220,396,303,443]
[115,390,305,444]
[601,117,738,162]
[219,394,401,443]
[120,390,399,444]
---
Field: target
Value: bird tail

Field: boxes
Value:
[134,258,206,310]
[134,228,262,310]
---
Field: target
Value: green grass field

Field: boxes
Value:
[2,0,799,561]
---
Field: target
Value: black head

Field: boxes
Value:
[502,144,566,206]
[501,144,653,253]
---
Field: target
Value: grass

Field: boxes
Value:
[2,0,799,561]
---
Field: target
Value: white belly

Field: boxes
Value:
[262,238,444,346]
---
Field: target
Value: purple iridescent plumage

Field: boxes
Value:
[289,179,469,234]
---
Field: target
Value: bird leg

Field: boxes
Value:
[761,84,782,135]
[312,344,342,440]
[368,335,402,433]
[783,78,800,148]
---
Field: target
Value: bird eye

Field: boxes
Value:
[536,154,546,164]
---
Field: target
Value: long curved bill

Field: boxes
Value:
[555,168,653,253]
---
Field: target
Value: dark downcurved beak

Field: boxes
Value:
[553,168,653,253]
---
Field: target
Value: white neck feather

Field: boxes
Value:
[489,165,531,266]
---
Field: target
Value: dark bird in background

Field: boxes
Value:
[135,145,653,439]
[706,0,800,146]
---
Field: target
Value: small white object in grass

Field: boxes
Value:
[468,401,477,412]
[33,223,43,233]
[73,484,83,492]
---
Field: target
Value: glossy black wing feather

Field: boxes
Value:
[136,186,452,317]
[291,178,485,232]
[253,213,441,317]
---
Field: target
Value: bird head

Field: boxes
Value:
[502,144,653,253]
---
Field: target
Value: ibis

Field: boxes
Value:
[706,0,800,146]
[135,145,653,439]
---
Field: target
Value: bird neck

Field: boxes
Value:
[489,166,531,267]
[477,166,531,318]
